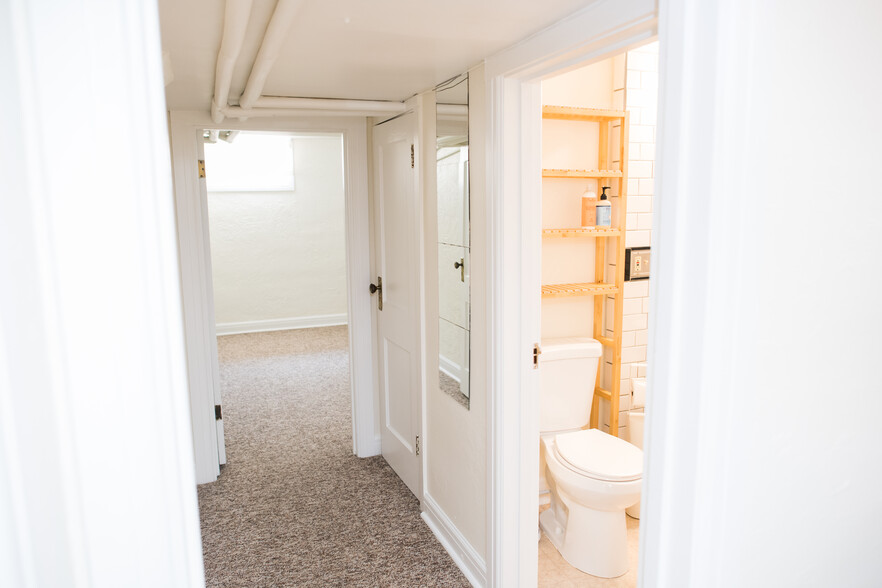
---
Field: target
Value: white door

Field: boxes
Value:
[372,113,422,497]
[196,134,227,467]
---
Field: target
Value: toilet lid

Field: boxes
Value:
[555,429,643,482]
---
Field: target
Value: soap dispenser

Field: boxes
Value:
[595,186,612,227]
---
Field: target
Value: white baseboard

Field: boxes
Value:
[356,435,382,458]
[215,314,348,336]
[421,493,486,588]
[439,354,471,399]
[439,354,462,383]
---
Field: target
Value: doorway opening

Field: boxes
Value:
[534,40,659,586]
[204,131,349,337]
[202,129,350,462]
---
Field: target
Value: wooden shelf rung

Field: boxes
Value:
[542,228,621,238]
[543,105,627,121]
[541,282,618,299]
[542,168,623,179]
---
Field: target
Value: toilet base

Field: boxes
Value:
[540,504,629,578]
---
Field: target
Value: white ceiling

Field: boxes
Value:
[158,0,596,110]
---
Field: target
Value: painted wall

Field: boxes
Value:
[205,133,348,334]
[540,59,614,341]
[425,64,488,577]
[643,0,882,584]
[540,45,659,440]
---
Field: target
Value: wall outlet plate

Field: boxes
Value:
[625,247,650,281]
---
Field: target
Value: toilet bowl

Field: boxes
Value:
[538,338,643,578]
[540,429,642,578]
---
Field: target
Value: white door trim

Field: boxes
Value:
[482,1,657,586]
[169,112,378,484]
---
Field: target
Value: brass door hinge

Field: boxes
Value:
[410,144,414,168]
[533,344,542,369]
[198,159,206,178]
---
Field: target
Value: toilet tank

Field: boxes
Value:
[540,337,603,433]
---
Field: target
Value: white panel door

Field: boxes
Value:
[372,113,421,497]
[195,135,227,467]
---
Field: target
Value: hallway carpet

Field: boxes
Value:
[198,326,469,588]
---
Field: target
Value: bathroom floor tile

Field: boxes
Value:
[537,506,640,587]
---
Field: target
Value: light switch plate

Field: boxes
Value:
[625,247,650,281]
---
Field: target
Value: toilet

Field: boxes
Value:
[539,338,642,578]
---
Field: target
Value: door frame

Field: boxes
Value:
[169,112,377,484]
[482,1,658,585]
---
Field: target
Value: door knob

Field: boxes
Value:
[454,258,465,282]
[369,276,383,311]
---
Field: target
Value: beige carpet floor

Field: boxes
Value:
[197,326,469,588]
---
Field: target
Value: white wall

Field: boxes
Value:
[423,64,488,584]
[0,0,204,585]
[644,0,882,585]
[540,60,614,342]
[205,133,348,334]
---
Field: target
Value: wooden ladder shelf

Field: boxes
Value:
[541,104,630,436]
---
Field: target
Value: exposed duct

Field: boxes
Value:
[252,96,406,114]
[238,0,304,110]
[211,0,254,123]
[221,106,405,119]
[211,0,411,120]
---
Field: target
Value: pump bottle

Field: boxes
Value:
[595,186,612,227]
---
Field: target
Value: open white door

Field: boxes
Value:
[195,135,227,466]
[372,112,422,498]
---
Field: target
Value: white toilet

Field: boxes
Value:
[539,338,643,578]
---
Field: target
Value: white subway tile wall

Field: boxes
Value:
[625,230,651,248]
[622,314,648,332]
[629,195,652,213]
[609,41,658,437]
[624,279,649,298]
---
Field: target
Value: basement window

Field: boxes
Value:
[203,132,295,192]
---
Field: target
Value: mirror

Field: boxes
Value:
[436,73,470,409]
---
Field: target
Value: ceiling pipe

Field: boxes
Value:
[211,0,254,123]
[252,96,406,114]
[222,106,407,119]
[238,0,304,110]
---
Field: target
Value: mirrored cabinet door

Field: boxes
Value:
[436,73,470,408]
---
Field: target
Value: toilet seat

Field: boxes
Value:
[554,429,642,482]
